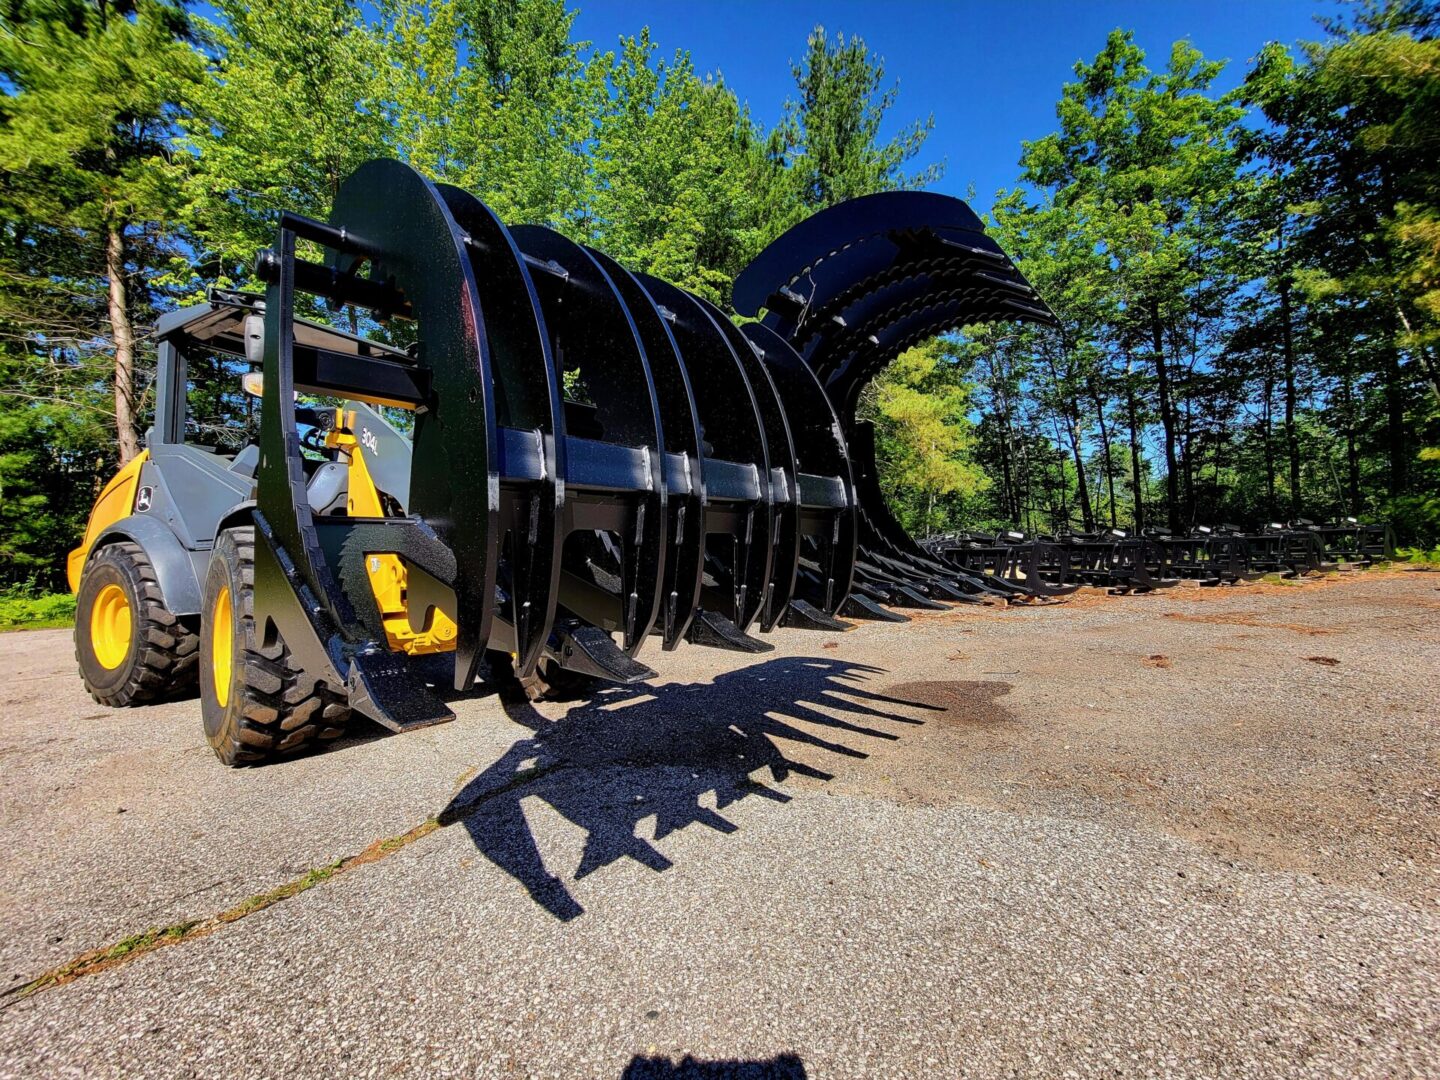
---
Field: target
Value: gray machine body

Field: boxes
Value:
[79,296,415,617]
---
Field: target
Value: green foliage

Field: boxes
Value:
[589,30,774,302]
[1396,546,1440,565]
[1,0,204,585]
[1386,441,1440,547]
[381,0,601,228]
[1243,2,1440,504]
[1006,30,1250,532]
[0,0,203,237]
[4,0,1439,590]
[777,26,941,212]
[863,340,988,535]
[950,7,1439,541]
[0,588,77,630]
[179,0,393,286]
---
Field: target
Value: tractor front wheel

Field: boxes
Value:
[200,527,350,766]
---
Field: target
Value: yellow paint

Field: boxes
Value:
[211,584,233,707]
[90,583,132,670]
[326,410,457,656]
[67,451,149,592]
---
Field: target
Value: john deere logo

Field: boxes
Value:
[135,486,153,513]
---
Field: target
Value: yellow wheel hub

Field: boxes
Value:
[90,583,133,670]
[211,584,234,708]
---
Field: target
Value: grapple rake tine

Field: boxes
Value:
[507,224,668,659]
[332,165,506,693]
[740,323,858,625]
[436,183,565,679]
[694,296,803,633]
[636,272,776,638]
[581,247,709,650]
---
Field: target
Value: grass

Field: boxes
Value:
[0,590,75,631]
[1396,546,1440,569]
[1258,572,1303,586]
[16,922,202,996]
[5,818,445,1001]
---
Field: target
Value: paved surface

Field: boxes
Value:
[1,571,1437,1078]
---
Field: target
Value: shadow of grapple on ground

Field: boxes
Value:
[621,1053,807,1079]
[437,657,943,920]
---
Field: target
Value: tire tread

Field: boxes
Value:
[209,527,350,765]
[76,541,200,707]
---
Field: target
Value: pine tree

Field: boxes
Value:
[1,0,205,464]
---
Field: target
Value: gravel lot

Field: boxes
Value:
[1,570,1437,1078]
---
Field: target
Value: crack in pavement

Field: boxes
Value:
[1,762,567,1005]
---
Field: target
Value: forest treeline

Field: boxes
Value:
[2,0,1438,590]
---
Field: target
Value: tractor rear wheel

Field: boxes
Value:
[200,527,350,766]
[75,541,200,707]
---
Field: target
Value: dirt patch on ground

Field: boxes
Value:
[881,679,1015,725]
[813,573,1440,906]
[927,568,1434,617]
[1160,610,1339,635]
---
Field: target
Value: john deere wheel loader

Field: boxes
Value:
[68,158,1053,765]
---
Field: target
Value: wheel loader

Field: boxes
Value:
[67,158,1053,765]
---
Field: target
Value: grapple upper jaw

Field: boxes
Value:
[732,190,1057,605]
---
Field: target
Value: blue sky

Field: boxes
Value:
[570,0,1332,215]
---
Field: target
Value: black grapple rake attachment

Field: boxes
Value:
[244,160,1052,732]
[921,530,1081,600]
[926,518,1395,597]
[1294,517,1398,569]
[732,191,1060,612]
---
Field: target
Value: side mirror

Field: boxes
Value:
[243,314,265,366]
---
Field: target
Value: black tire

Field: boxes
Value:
[75,541,200,707]
[200,527,350,766]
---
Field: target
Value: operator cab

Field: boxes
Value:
[150,289,415,525]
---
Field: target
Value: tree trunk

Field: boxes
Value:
[1015,418,1032,534]
[1181,394,1195,528]
[1046,343,1092,531]
[1148,304,1180,531]
[1049,415,1070,531]
[1383,345,1407,497]
[998,423,1016,524]
[1089,379,1117,526]
[1065,411,1093,531]
[1261,370,1276,517]
[1395,298,1440,406]
[992,365,1018,525]
[1340,371,1359,513]
[1125,366,1145,533]
[106,225,142,464]
[1277,274,1301,519]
